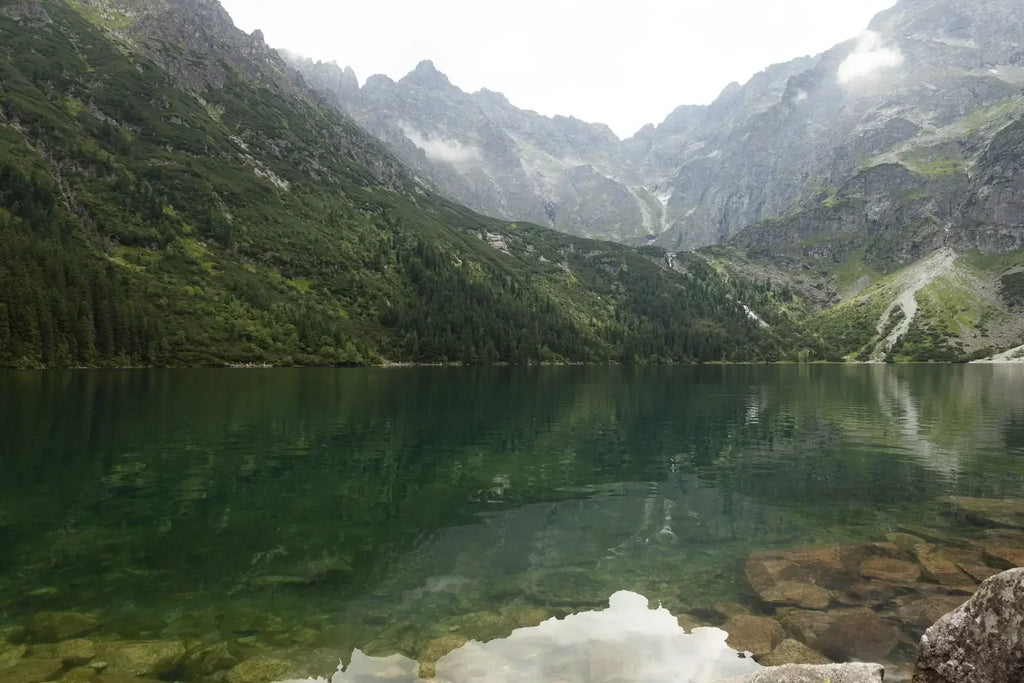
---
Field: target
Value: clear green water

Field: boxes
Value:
[1,365,1023,675]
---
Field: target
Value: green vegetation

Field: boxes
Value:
[0,1,803,368]
[899,148,965,178]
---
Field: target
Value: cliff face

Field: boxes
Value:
[290,0,1024,258]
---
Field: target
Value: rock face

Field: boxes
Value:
[914,568,1024,683]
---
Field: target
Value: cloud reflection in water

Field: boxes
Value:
[288,591,761,682]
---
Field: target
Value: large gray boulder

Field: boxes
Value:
[719,662,884,682]
[914,567,1024,682]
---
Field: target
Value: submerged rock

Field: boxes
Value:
[886,532,926,553]
[0,643,28,669]
[816,609,901,662]
[1,657,64,683]
[914,568,1024,682]
[721,662,885,682]
[913,544,974,586]
[54,639,95,667]
[894,594,970,630]
[943,496,1024,529]
[723,615,786,656]
[95,639,186,678]
[181,641,238,678]
[24,612,99,642]
[757,639,831,667]
[978,543,1024,568]
[226,655,294,683]
[760,582,832,609]
[858,556,922,583]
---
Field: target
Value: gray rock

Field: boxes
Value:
[914,568,1024,682]
[720,662,885,682]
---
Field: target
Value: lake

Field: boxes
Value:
[1,365,1023,681]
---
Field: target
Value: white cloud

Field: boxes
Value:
[838,31,904,84]
[399,122,482,166]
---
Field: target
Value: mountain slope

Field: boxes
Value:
[0,0,801,368]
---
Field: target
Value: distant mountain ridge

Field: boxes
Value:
[289,0,1024,256]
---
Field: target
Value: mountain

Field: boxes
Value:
[0,0,803,368]
[284,0,1024,363]
[291,0,1024,255]
[289,56,664,243]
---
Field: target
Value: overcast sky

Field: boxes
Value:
[219,0,897,139]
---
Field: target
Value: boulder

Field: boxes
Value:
[757,639,832,667]
[722,615,786,655]
[914,568,1024,682]
[858,557,922,583]
[720,662,885,682]
[225,656,294,683]
[816,609,901,662]
[943,496,1024,529]
[95,640,186,678]
[23,612,99,642]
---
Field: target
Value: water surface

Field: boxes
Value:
[1,365,1023,677]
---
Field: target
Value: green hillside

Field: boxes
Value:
[0,0,804,368]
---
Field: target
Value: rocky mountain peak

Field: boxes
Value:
[401,60,454,90]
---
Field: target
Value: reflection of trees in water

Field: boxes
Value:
[1,366,1023,627]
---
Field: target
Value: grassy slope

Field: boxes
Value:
[0,0,798,368]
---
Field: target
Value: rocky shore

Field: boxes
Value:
[1,496,1022,682]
